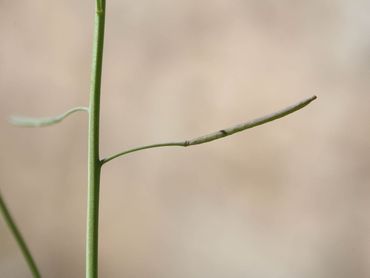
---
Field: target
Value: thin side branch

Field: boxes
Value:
[10,106,88,127]
[0,190,41,278]
[101,95,317,165]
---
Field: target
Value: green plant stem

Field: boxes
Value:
[86,0,105,277]
[0,190,41,278]
[101,95,317,165]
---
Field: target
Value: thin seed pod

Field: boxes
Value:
[101,95,317,165]
[10,107,88,127]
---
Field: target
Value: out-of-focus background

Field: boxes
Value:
[1,1,369,277]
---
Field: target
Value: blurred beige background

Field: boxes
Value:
[1,1,370,277]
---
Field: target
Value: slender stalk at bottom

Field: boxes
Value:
[86,163,101,278]
[0,191,41,278]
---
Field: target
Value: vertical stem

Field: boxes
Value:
[0,191,41,278]
[86,0,105,277]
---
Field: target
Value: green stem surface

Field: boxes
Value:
[86,0,105,277]
[0,191,41,278]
